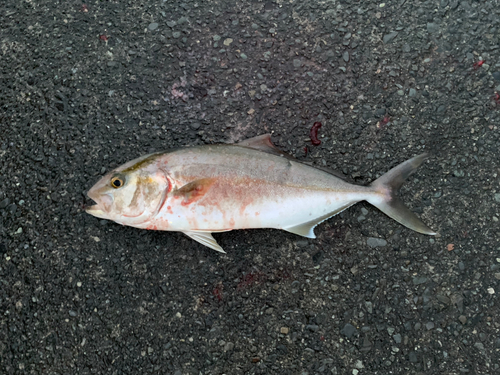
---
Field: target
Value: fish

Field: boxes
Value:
[85,134,436,252]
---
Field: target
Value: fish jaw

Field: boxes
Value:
[85,204,108,220]
[85,189,114,220]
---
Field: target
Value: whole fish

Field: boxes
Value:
[85,134,435,252]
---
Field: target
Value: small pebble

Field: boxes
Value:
[0,198,10,209]
[427,23,439,33]
[367,237,387,248]
[409,351,418,363]
[412,276,428,285]
[341,323,357,338]
[306,324,319,332]
[383,31,398,43]
[148,22,159,31]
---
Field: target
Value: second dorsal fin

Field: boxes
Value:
[236,134,296,160]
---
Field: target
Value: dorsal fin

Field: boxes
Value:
[237,135,349,179]
[236,134,296,160]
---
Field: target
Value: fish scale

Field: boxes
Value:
[86,134,436,252]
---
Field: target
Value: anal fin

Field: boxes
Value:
[283,202,356,239]
[183,231,226,253]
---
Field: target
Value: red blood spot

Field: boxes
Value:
[166,205,173,214]
[473,60,485,70]
[493,92,500,105]
[236,271,267,291]
[310,122,322,146]
[303,146,308,156]
[80,4,88,12]
[213,283,223,301]
[376,115,391,130]
[99,34,108,41]
[320,335,325,341]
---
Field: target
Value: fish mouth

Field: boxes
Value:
[84,192,113,219]
[85,203,106,217]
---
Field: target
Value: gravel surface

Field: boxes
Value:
[1,0,500,374]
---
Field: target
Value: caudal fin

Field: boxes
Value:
[367,154,436,235]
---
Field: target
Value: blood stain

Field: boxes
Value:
[473,60,485,70]
[237,271,267,291]
[493,92,500,105]
[212,283,223,301]
[377,115,391,129]
[310,122,322,146]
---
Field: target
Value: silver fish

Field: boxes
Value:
[86,134,435,252]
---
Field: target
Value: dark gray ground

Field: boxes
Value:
[1,0,500,374]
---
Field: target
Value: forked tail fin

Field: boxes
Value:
[367,154,436,235]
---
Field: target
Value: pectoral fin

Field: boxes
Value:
[283,202,356,239]
[174,178,216,206]
[183,231,226,253]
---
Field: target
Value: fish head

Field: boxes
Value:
[85,153,169,225]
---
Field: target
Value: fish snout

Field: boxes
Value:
[85,190,114,217]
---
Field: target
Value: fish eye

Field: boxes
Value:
[110,176,124,188]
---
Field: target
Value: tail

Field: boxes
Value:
[366,154,436,235]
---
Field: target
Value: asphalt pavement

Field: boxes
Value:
[1,0,499,374]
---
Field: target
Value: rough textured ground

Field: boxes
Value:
[1,0,500,374]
